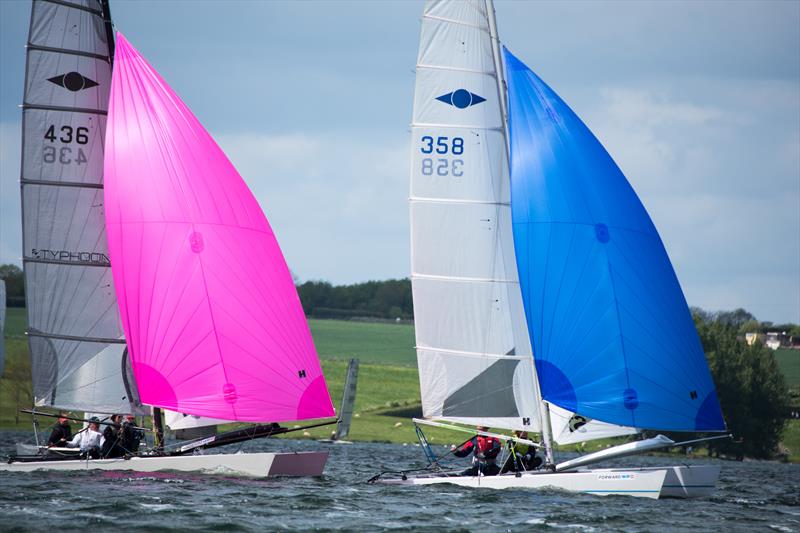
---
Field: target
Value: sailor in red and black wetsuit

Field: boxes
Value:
[452,426,501,476]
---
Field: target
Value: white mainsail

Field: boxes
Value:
[411,0,541,432]
[21,0,140,414]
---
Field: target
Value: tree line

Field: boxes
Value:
[296,279,413,320]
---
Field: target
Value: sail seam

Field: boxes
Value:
[39,0,103,16]
[423,14,489,32]
[22,103,107,115]
[26,331,124,343]
[416,63,495,76]
[27,44,109,62]
[410,196,509,206]
[416,346,529,359]
[412,273,518,284]
[412,122,502,131]
[21,178,103,189]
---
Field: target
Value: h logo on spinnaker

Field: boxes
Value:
[436,89,486,109]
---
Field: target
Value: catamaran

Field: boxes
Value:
[3,0,335,477]
[369,0,728,498]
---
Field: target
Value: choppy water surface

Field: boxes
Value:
[1,431,798,531]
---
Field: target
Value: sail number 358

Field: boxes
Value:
[43,125,89,165]
[420,135,464,177]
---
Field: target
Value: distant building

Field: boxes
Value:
[765,331,790,351]
[745,332,764,346]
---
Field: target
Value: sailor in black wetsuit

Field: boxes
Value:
[120,415,144,454]
[47,414,72,447]
[100,414,123,458]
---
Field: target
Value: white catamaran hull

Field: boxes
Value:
[0,451,328,478]
[589,465,721,498]
[380,469,667,499]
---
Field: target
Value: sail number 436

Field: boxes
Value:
[43,125,89,165]
[420,135,464,177]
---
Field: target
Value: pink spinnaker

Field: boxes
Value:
[104,33,334,422]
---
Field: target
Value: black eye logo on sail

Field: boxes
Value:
[436,89,486,109]
[47,72,99,92]
[568,414,589,433]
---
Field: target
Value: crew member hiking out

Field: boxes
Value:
[452,426,501,476]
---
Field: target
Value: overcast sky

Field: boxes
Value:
[1,0,798,324]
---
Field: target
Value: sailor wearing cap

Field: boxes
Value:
[67,417,103,458]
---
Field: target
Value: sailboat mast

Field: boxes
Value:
[485,0,555,465]
[100,0,115,63]
[486,0,510,160]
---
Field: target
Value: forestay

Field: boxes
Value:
[20,0,141,414]
[504,47,725,432]
[410,0,540,431]
[104,35,335,423]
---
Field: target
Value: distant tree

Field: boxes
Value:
[714,308,755,329]
[694,310,790,458]
[296,280,333,316]
[0,264,24,307]
[738,319,762,335]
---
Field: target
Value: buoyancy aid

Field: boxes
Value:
[455,435,501,463]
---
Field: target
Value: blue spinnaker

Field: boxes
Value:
[503,47,724,432]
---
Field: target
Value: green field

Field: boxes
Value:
[3,312,800,461]
[775,348,800,390]
[308,318,416,366]
[3,307,26,338]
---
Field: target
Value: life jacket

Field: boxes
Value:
[476,435,500,460]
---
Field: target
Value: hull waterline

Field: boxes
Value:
[377,468,667,499]
[0,451,328,478]
[589,465,721,498]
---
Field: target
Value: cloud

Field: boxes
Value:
[578,84,800,322]
[216,132,410,285]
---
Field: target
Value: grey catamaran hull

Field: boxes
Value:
[377,468,667,499]
[0,451,329,477]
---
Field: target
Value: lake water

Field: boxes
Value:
[1,431,798,531]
